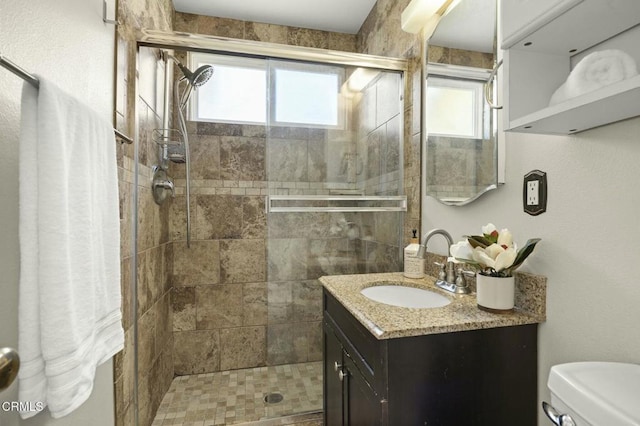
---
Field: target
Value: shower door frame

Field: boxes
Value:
[131,29,408,425]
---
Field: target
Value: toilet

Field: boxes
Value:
[544,362,640,425]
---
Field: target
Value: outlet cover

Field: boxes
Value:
[523,170,547,216]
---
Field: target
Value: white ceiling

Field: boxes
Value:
[429,0,496,53]
[172,0,379,34]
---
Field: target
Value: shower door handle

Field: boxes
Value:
[0,347,20,392]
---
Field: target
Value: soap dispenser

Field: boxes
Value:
[403,229,425,278]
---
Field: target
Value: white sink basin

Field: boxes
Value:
[360,284,451,309]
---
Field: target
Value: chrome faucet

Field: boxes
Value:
[417,228,453,258]
[417,228,471,294]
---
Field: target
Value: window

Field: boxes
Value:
[426,76,485,139]
[190,53,344,128]
[191,54,267,124]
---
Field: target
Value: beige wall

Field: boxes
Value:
[0,0,117,425]
[423,119,640,425]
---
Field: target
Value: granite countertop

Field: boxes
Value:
[320,272,546,340]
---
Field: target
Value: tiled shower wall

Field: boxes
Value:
[115,1,175,426]
[167,121,404,373]
[356,71,405,259]
[165,13,405,376]
[112,3,420,424]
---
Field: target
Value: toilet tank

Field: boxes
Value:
[546,362,640,426]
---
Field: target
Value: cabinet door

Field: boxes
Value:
[344,356,382,426]
[324,326,344,426]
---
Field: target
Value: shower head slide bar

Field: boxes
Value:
[0,53,133,145]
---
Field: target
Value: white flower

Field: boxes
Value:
[454,223,541,277]
[494,247,517,271]
[497,228,513,248]
[450,240,473,261]
[472,247,496,268]
[482,223,497,236]
[472,244,517,272]
[484,243,504,260]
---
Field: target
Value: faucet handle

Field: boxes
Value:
[453,267,474,294]
[434,262,447,281]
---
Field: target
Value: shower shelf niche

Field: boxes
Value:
[501,0,640,135]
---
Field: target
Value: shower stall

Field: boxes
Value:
[130,30,407,425]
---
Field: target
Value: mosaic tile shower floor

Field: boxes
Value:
[152,361,323,426]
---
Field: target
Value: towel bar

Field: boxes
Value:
[0,53,133,144]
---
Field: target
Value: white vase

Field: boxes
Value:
[476,274,515,312]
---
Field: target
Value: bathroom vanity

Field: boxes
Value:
[321,273,546,426]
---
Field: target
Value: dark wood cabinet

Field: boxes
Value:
[323,289,538,426]
[324,319,385,426]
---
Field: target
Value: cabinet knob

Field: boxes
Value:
[334,361,342,372]
[338,370,348,381]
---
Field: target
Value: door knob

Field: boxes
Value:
[334,361,343,372]
[0,347,20,391]
[338,370,348,381]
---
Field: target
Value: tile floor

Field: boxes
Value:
[152,361,323,425]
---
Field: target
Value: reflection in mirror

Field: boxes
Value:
[423,0,501,205]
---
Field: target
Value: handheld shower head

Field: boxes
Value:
[168,55,214,88]
[176,62,214,87]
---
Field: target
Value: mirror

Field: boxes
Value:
[423,0,503,205]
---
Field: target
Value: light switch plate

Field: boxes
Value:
[523,170,547,215]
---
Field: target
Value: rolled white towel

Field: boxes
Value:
[549,49,638,105]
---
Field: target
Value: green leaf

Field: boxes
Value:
[466,235,492,249]
[505,238,541,274]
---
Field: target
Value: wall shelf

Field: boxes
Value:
[508,74,640,134]
[501,0,640,135]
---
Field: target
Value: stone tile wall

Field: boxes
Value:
[356,0,497,242]
[166,15,404,374]
[167,119,403,373]
[425,135,497,201]
[112,4,415,424]
[114,1,174,426]
[174,13,357,52]
[356,0,422,245]
[168,122,269,374]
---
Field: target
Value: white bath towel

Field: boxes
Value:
[18,77,124,419]
[550,49,638,105]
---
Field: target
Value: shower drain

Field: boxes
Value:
[263,392,284,404]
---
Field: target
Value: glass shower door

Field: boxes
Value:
[264,58,405,418]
